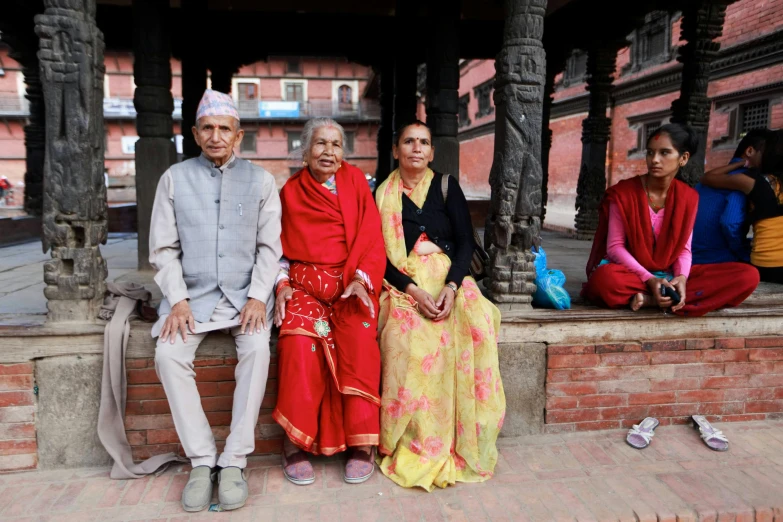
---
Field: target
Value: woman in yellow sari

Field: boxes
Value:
[375,120,505,491]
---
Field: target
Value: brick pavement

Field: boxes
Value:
[1,420,782,521]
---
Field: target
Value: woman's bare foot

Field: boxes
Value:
[630,293,652,311]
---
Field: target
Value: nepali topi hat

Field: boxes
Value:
[196,89,240,121]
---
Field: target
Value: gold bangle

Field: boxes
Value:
[352,276,368,290]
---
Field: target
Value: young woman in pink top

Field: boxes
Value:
[582,124,759,316]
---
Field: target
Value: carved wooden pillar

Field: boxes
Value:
[574,42,616,240]
[375,62,395,187]
[9,46,45,217]
[425,0,461,177]
[540,67,556,225]
[35,0,108,322]
[133,0,177,270]
[485,0,547,306]
[670,0,730,186]
[181,0,207,159]
[393,0,419,137]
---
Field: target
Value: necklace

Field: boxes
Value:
[643,177,665,211]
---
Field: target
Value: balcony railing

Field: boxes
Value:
[104,97,182,119]
[238,99,380,121]
[0,93,29,115]
[0,94,380,122]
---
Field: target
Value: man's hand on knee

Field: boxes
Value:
[161,300,196,344]
[240,298,268,335]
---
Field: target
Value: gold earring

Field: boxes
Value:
[302,160,307,166]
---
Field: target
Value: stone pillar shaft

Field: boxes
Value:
[35,0,108,322]
[485,0,547,306]
[393,0,419,137]
[133,0,177,270]
[425,0,461,178]
[375,63,395,186]
[181,0,208,159]
[540,68,555,225]
[210,63,237,95]
[574,42,616,241]
[9,47,46,217]
[670,0,730,186]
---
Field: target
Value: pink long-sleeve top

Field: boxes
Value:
[607,202,692,283]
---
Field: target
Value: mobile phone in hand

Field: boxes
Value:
[660,284,681,306]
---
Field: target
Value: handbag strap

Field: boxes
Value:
[441,173,450,203]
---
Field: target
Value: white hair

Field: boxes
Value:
[298,117,347,160]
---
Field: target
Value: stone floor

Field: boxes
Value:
[0,233,141,317]
[1,421,782,521]
[2,230,781,319]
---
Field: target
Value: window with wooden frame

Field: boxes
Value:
[622,11,676,75]
[338,85,353,105]
[627,110,671,158]
[562,49,588,87]
[712,83,781,150]
[240,131,256,153]
[474,80,494,119]
[287,131,302,152]
[237,83,257,101]
[286,57,301,74]
[284,83,304,102]
[458,94,471,128]
[344,130,355,154]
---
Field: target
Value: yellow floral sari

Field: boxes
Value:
[375,168,505,492]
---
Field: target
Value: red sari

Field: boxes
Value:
[582,177,759,317]
[274,163,386,455]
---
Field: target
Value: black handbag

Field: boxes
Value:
[440,174,490,281]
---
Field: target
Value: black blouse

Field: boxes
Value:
[384,172,475,291]
[748,169,783,222]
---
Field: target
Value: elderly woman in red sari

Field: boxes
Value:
[582,123,759,316]
[273,117,386,486]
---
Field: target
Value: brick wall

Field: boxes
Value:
[545,336,783,433]
[549,113,587,200]
[125,356,283,462]
[0,363,37,471]
[459,134,495,199]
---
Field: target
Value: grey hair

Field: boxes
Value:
[298,117,347,160]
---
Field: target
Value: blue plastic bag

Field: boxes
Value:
[531,246,571,310]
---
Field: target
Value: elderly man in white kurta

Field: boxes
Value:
[149,89,281,513]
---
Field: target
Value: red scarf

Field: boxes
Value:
[586,176,698,278]
[280,162,386,297]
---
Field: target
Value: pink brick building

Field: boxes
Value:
[0,51,379,206]
[454,0,783,227]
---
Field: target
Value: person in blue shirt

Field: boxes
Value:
[692,129,770,264]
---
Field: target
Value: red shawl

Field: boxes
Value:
[585,176,699,278]
[280,162,386,297]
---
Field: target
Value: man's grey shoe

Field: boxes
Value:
[218,466,249,511]
[181,465,216,512]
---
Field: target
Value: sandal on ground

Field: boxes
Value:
[691,415,729,452]
[344,447,375,484]
[626,417,659,449]
[282,450,315,485]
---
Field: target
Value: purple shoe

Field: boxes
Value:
[626,417,659,449]
[344,447,375,484]
[692,415,729,451]
[282,450,315,486]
